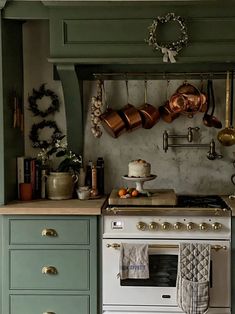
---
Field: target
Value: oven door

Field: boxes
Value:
[102,239,230,308]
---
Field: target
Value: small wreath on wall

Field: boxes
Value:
[28,84,60,117]
[146,12,188,63]
[29,120,62,149]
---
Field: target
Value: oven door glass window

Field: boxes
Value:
[121,254,178,287]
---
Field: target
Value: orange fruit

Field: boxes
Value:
[131,189,139,197]
[118,188,127,197]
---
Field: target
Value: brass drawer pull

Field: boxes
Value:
[41,228,58,237]
[42,266,58,275]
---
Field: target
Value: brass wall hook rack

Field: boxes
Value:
[163,128,223,160]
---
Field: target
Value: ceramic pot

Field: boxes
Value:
[46,172,78,200]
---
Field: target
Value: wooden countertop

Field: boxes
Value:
[0,195,234,216]
[0,197,107,215]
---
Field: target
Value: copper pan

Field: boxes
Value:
[119,103,142,131]
[100,108,126,138]
[139,103,160,129]
[169,93,188,113]
[159,101,180,123]
[138,80,160,129]
[100,83,126,138]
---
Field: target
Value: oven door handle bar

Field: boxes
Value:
[106,243,227,251]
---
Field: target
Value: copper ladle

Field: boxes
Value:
[203,80,222,129]
[217,71,235,146]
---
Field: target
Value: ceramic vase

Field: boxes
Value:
[46,172,77,200]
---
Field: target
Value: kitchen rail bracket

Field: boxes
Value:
[163,127,223,160]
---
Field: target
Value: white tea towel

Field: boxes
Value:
[119,243,149,279]
[177,243,211,314]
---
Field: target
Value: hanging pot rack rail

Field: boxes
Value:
[93,71,235,80]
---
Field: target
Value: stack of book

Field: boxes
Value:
[17,157,42,199]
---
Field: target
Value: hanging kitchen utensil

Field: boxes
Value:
[138,80,160,129]
[119,80,142,131]
[100,82,126,138]
[217,71,235,146]
[170,82,206,118]
[159,80,180,123]
[203,80,222,129]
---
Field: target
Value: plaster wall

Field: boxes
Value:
[23,20,235,195]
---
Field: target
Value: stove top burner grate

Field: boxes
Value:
[177,195,229,209]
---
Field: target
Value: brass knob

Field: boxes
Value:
[149,222,158,230]
[41,229,58,237]
[187,222,194,231]
[161,222,171,230]
[174,222,182,230]
[199,223,207,231]
[136,221,147,231]
[212,222,222,231]
[42,266,58,275]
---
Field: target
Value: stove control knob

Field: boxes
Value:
[174,222,182,230]
[161,222,171,230]
[137,221,147,231]
[199,223,207,231]
[212,222,222,231]
[187,222,194,231]
[149,222,158,230]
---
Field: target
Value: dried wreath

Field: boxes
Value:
[29,120,62,149]
[146,12,188,63]
[28,84,60,117]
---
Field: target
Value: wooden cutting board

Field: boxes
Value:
[108,189,177,206]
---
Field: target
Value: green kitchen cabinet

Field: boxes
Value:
[0,215,98,314]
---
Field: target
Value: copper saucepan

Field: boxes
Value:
[171,82,207,117]
[138,80,160,129]
[159,101,180,123]
[119,103,142,131]
[100,108,126,138]
[100,83,126,138]
[118,80,142,131]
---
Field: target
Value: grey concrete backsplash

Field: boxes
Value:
[83,80,235,195]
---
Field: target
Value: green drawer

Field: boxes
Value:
[10,295,89,314]
[9,218,90,245]
[10,249,89,290]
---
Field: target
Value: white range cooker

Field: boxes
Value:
[102,192,231,314]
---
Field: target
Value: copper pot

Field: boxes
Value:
[159,101,180,123]
[137,80,160,129]
[119,104,142,131]
[172,82,207,117]
[169,93,188,113]
[138,103,160,129]
[100,108,126,138]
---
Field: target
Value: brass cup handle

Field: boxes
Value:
[42,266,58,275]
[41,228,58,237]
